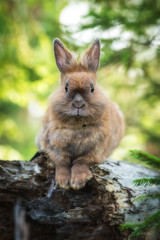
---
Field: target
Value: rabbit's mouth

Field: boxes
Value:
[73,107,84,117]
[76,108,80,116]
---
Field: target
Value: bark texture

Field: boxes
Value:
[0,153,159,240]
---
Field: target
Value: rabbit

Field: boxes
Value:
[36,38,125,190]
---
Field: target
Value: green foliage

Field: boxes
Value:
[0,0,160,160]
[133,178,160,187]
[120,223,139,232]
[120,210,160,239]
[130,150,160,169]
[0,0,67,160]
[73,0,160,160]
[120,149,160,239]
[133,193,160,202]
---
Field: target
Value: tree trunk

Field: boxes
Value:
[0,152,159,240]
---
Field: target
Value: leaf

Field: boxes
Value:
[129,150,160,169]
[120,210,160,239]
[133,193,160,202]
[119,223,139,231]
[133,178,160,187]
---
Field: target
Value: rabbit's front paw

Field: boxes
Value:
[55,167,71,190]
[70,164,93,190]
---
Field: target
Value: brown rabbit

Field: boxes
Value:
[36,38,125,190]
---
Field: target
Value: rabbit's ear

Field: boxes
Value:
[53,38,73,73]
[83,39,100,72]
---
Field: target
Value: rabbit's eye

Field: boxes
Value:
[65,83,69,92]
[91,85,94,93]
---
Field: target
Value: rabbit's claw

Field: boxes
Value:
[55,167,71,190]
[70,166,93,190]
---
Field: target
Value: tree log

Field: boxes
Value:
[0,153,159,240]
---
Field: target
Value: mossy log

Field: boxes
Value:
[0,153,159,240]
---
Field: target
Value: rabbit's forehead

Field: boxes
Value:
[64,72,96,87]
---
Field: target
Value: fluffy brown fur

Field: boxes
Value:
[36,38,125,190]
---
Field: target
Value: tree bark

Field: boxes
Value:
[0,152,159,240]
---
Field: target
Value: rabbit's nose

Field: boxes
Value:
[73,93,85,108]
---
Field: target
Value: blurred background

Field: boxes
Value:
[0,0,160,163]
